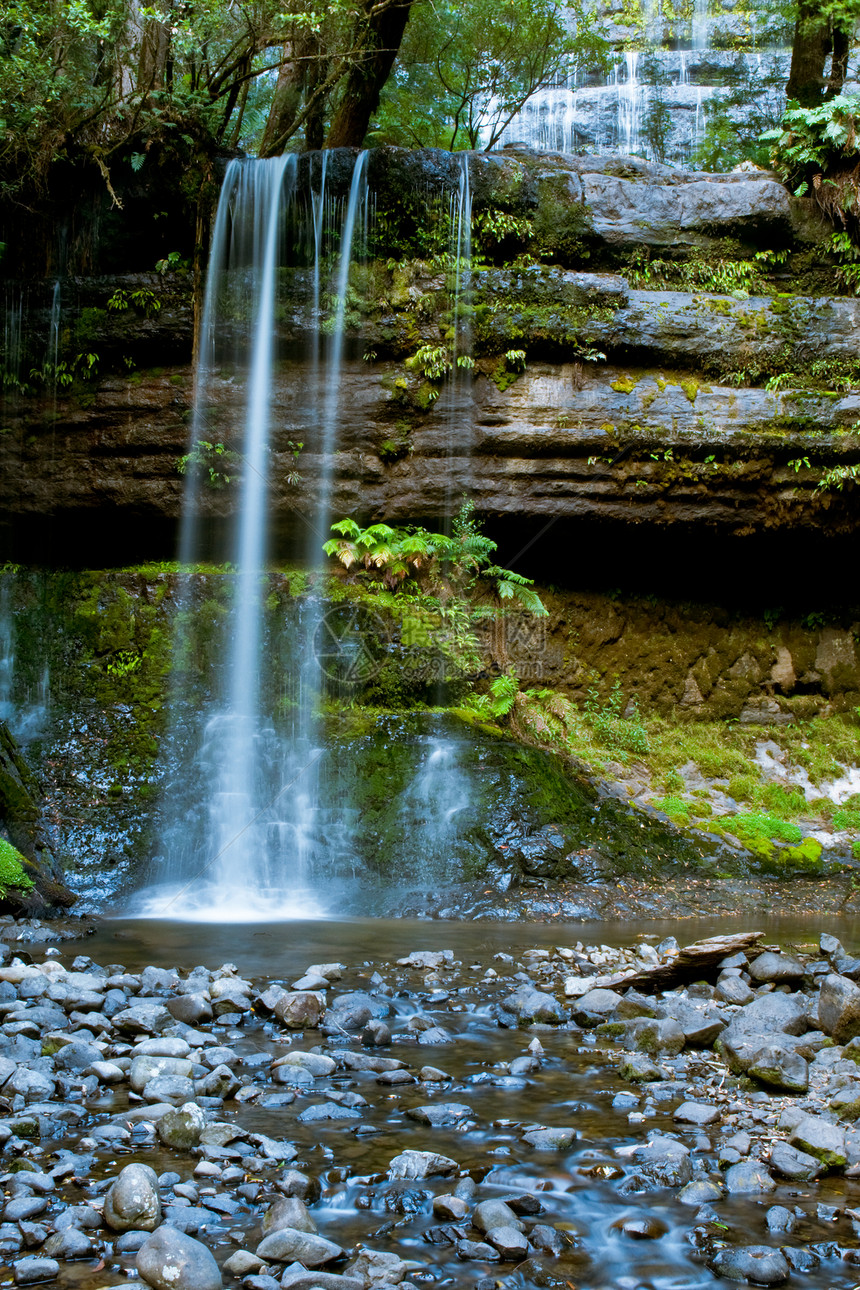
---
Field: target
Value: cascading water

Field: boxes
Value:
[133,153,370,920]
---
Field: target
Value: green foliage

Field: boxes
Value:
[176,440,240,489]
[651,795,691,825]
[108,288,161,316]
[405,345,451,381]
[370,0,610,150]
[323,499,547,619]
[584,681,650,755]
[763,94,860,197]
[834,805,860,830]
[0,840,34,897]
[730,812,803,845]
[467,672,520,719]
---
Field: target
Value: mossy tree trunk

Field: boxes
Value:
[0,721,76,915]
[786,0,850,106]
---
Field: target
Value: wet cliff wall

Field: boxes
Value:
[1,148,857,582]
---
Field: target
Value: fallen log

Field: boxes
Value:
[601,931,765,993]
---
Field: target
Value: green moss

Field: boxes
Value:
[679,378,699,403]
[611,376,637,394]
[0,839,34,895]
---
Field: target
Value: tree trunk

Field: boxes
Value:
[138,0,172,96]
[326,0,414,149]
[786,0,833,106]
[259,44,304,157]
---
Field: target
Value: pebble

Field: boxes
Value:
[0,923,858,1289]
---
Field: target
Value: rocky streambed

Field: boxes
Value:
[0,925,858,1287]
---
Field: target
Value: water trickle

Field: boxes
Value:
[0,578,14,724]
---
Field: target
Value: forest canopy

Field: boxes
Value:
[0,0,859,207]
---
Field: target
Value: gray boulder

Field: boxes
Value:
[387,1150,458,1180]
[709,1245,789,1286]
[719,992,808,1073]
[789,1115,847,1169]
[137,1226,222,1290]
[255,1228,343,1266]
[747,1044,809,1093]
[748,952,805,983]
[818,973,860,1043]
[496,987,567,1026]
[103,1163,162,1233]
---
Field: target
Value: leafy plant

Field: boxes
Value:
[584,681,650,755]
[177,440,240,489]
[406,345,451,381]
[762,94,860,233]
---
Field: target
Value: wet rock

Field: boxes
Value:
[821,934,844,958]
[789,1116,847,1168]
[748,952,805,983]
[397,952,453,969]
[432,1195,469,1221]
[725,1161,776,1195]
[769,1141,823,1180]
[457,1239,499,1261]
[634,1137,693,1188]
[673,1101,719,1126]
[130,1055,193,1092]
[522,1127,576,1150]
[4,1197,47,1222]
[298,1102,361,1122]
[221,1251,265,1275]
[277,1169,319,1201]
[765,1205,796,1234]
[41,1227,92,1259]
[112,1003,172,1034]
[715,977,755,1006]
[137,1226,222,1290]
[263,1197,317,1235]
[387,1150,458,1180]
[156,1101,206,1149]
[571,988,623,1015]
[619,1053,663,1082]
[487,1224,529,1258]
[818,974,860,1043]
[344,1246,421,1283]
[272,991,326,1029]
[12,1257,60,1285]
[473,1200,523,1233]
[256,1228,343,1265]
[709,1245,789,1285]
[166,994,213,1025]
[747,1044,809,1093]
[406,1104,472,1128]
[678,1179,724,1205]
[280,1270,362,1290]
[496,987,567,1026]
[103,1162,162,1232]
[719,993,809,1073]
[627,1017,685,1057]
[619,1216,667,1239]
[830,1083,860,1119]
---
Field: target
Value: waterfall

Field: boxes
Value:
[134,152,370,921]
[618,52,642,157]
[443,155,473,528]
[692,0,708,52]
[0,579,13,723]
